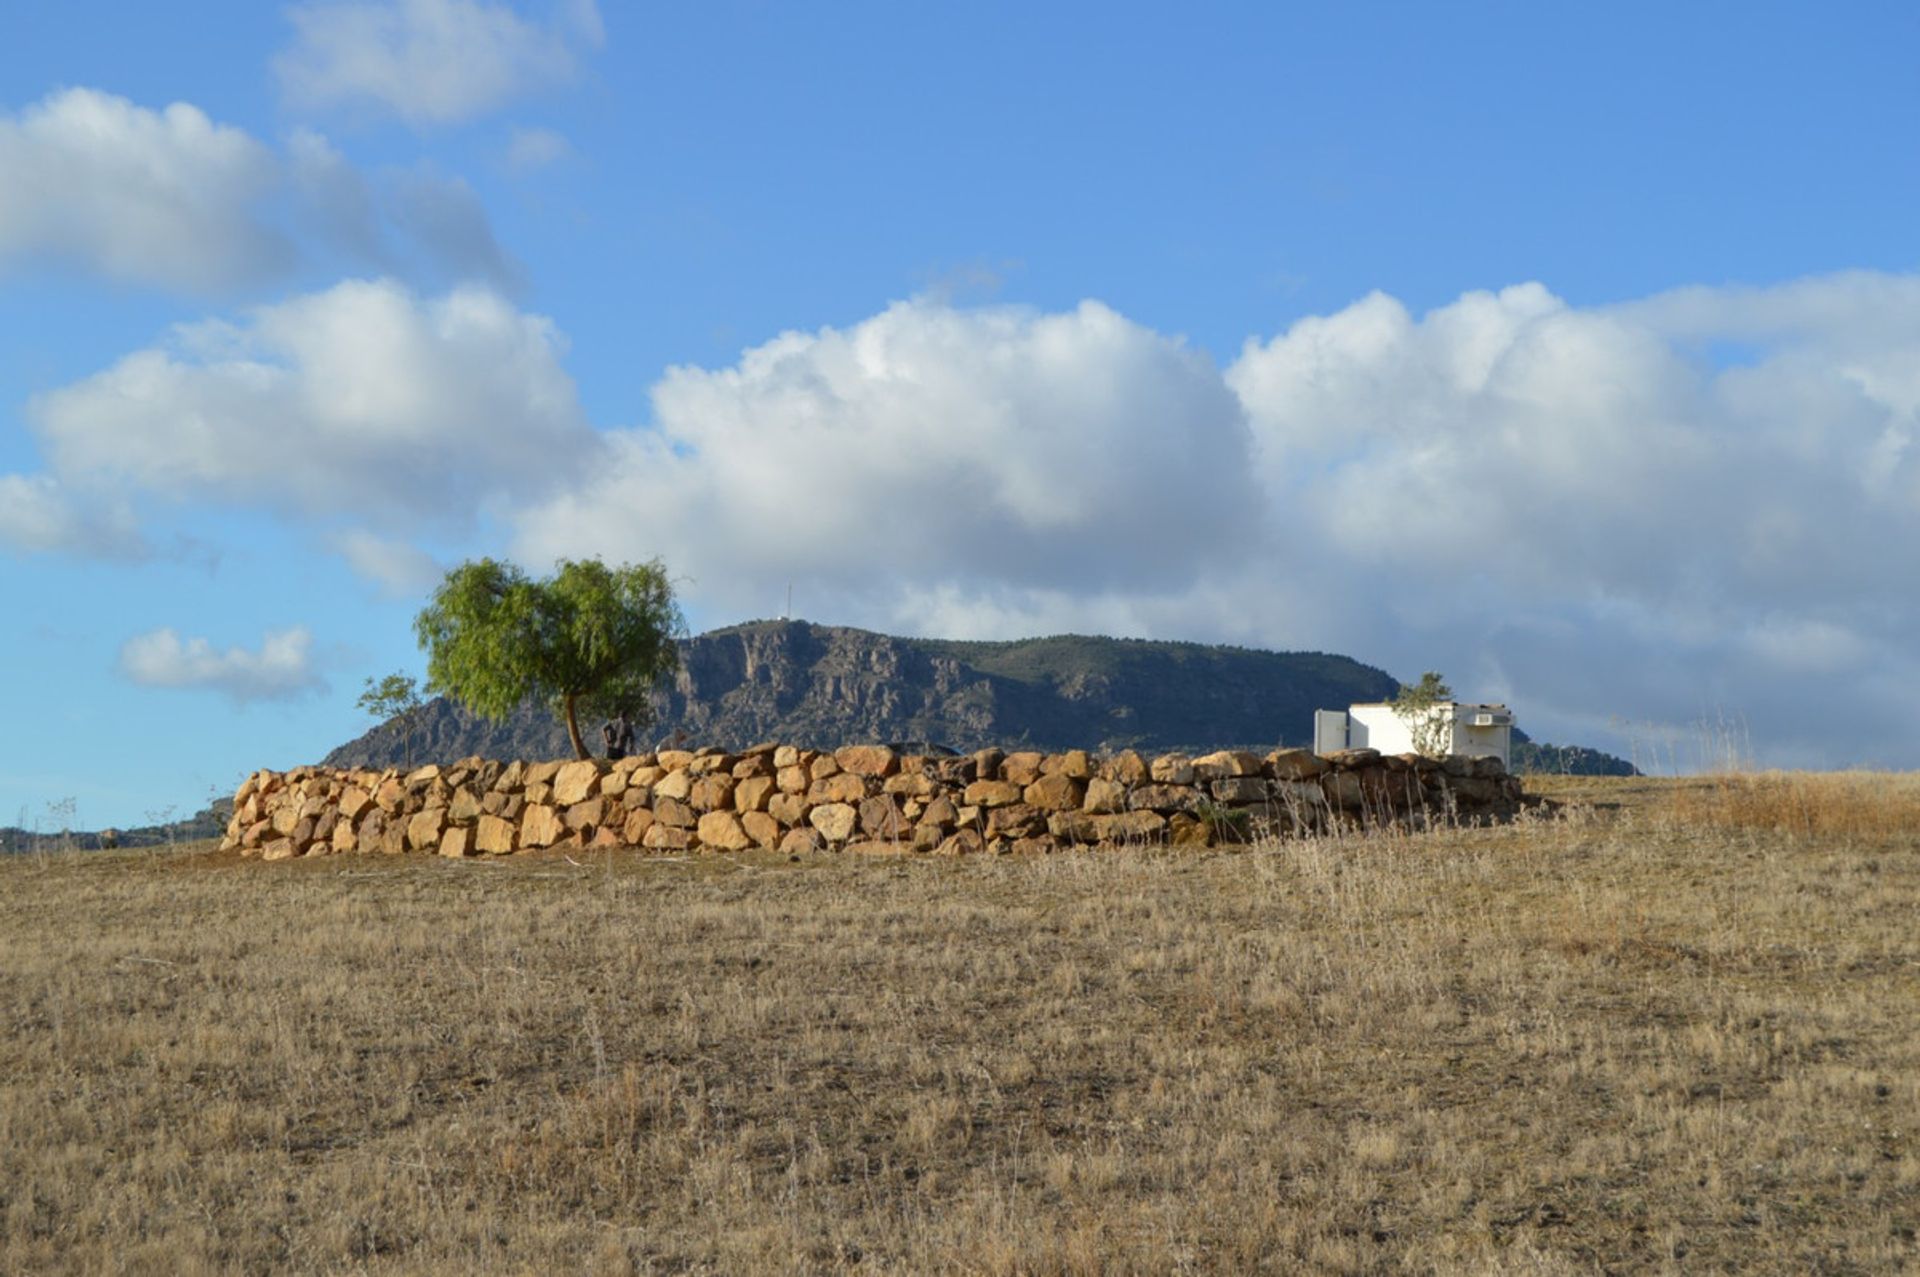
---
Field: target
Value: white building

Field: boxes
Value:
[1314,702,1513,767]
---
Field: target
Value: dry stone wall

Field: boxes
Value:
[221,744,1534,861]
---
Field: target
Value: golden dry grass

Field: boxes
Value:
[2,775,1917,1273]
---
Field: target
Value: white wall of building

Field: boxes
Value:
[1345,703,1512,766]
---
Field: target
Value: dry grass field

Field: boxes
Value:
[2,773,1916,1274]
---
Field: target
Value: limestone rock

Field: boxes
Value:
[985,803,1044,839]
[406,808,448,852]
[338,787,372,823]
[1023,774,1084,812]
[767,792,810,827]
[1001,751,1046,785]
[937,829,986,856]
[1082,776,1127,814]
[1095,811,1167,843]
[642,823,693,851]
[778,827,824,856]
[835,744,899,777]
[1149,754,1195,785]
[807,773,869,804]
[697,810,755,852]
[1193,750,1265,780]
[1210,777,1269,804]
[734,776,775,812]
[858,795,909,841]
[439,826,474,858]
[1266,749,1328,780]
[475,814,517,854]
[652,769,693,803]
[520,804,564,849]
[809,802,858,843]
[1128,784,1202,813]
[964,779,1023,808]
[564,797,605,833]
[689,775,735,812]
[742,811,781,848]
[653,797,697,828]
[621,808,655,844]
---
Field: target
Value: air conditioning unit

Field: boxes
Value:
[1470,711,1510,727]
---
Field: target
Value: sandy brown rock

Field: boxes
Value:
[475,814,517,854]
[835,744,899,778]
[621,808,655,844]
[1023,774,1084,812]
[697,810,755,852]
[807,773,869,804]
[642,823,693,851]
[767,792,810,827]
[1001,751,1046,785]
[734,776,775,812]
[810,803,858,843]
[1149,754,1195,785]
[689,775,735,813]
[406,808,448,852]
[1082,777,1128,814]
[653,797,696,828]
[964,779,1023,808]
[520,804,564,849]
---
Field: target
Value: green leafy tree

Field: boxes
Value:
[1392,671,1455,759]
[414,557,684,761]
[357,672,426,767]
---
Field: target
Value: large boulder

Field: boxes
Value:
[697,810,756,852]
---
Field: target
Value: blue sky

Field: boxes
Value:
[3,1,1918,828]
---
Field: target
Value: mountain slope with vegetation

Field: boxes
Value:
[323,619,1636,775]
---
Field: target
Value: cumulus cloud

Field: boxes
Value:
[513,297,1262,614]
[0,87,290,292]
[277,0,605,127]
[0,474,150,560]
[118,626,326,704]
[31,278,592,530]
[0,88,517,294]
[509,276,1920,769]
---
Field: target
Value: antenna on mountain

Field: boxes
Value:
[785,582,793,621]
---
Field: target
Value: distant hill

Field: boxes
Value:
[1510,729,1639,777]
[324,619,1400,767]
[321,618,1637,777]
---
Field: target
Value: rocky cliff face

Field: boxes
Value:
[324,620,1400,768]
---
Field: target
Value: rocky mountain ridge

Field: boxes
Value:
[326,619,1401,767]
[323,619,1635,776]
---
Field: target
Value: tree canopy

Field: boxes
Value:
[357,671,425,766]
[1392,671,1454,759]
[414,557,684,760]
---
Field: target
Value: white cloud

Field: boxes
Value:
[278,0,604,127]
[512,297,1262,613]
[118,626,326,704]
[31,278,592,530]
[0,474,150,560]
[503,124,571,173]
[509,276,1920,769]
[329,527,445,594]
[0,88,290,292]
[0,88,518,294]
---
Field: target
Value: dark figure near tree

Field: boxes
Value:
[602,711,636,761]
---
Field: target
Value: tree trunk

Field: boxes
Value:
[563,692,589,760]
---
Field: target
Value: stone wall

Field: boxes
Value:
[221,744,1534,861]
